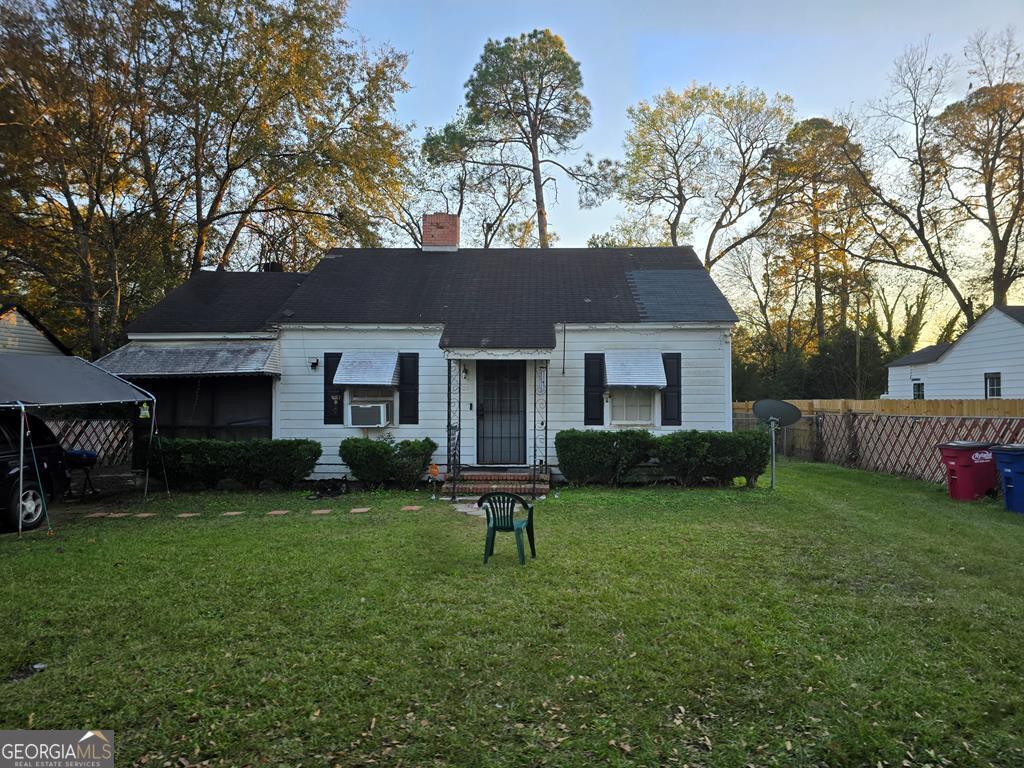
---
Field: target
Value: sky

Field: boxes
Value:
[347,0,1024,248]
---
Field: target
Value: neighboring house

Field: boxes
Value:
[98,214,738,480]
[884,306,1024,400]
[0,304,71,356]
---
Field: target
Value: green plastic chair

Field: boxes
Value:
[478,492,535,565]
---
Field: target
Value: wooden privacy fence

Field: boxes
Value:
[733,399,1024,484]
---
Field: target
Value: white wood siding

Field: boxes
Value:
[885,310,1024,399]
[885,363,930,399]
[0,309,63,355]
[276,324,733,478]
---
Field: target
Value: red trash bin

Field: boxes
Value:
[938,441,997,501]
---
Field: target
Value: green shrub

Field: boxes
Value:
[555,429,655,485]
[155,438,322,490]
[652,429,770,487]
[393,437,439,489]
[339,435,439,489]
[339,437,395,489]
[555,428,770,488]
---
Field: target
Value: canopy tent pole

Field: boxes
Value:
[17,401,25,537]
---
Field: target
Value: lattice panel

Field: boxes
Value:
[46,418,134,466]
[846,414,1024,483]
[735,411,1024,484]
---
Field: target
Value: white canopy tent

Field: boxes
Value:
[0,354,159,534]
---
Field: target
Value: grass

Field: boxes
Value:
[2,461,1024,766]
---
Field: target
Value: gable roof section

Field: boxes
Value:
[0,303,72,355]
[887,342,953,368]
[128,271,308,334]
[887,305,1024,368]
[996,305,1024,326]
[276,246,737,349]
[125,247,737,348]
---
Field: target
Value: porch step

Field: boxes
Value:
[452,481,550,497]
[459,471,549,482]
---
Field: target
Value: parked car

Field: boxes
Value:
[0,412,69,531]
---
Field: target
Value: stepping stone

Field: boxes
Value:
[311,509,331,515]
[267,510,289,516]
[401,505,422,511]
[84,512,108,518]
[454,503,484,516]
[134,513,156,518]
[350,507,370,514]
[176,513,199,518]
[221,511,244,517]
[107,512,130,518]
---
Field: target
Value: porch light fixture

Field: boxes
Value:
[309,357,319,371]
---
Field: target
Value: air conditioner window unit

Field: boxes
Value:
[350,401,393,427]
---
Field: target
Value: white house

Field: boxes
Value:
[884,306,1024,400]
[98,214,738,490]
[1,304,70,356]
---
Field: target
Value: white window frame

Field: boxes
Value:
[912,381,924,400]
[608,388,657,426]
[985,372,1002,400]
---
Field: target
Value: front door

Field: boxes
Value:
[476,360,526,464]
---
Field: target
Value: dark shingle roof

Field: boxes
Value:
[887,342,952,367]
[277,247,737,348]
[996,306,1024,326]
[128,247,737,347]
[128,271,308,334]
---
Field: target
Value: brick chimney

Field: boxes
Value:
[421,213,459,251]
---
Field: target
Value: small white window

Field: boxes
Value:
[985,372,1002,399]
[912,381,924,400]
[610,389,654,424]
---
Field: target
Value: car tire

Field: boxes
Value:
[7,481,45,532]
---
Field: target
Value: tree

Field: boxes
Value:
[417,115,533,248]
[699,85,795,269]
[769,118,872,344]
[164,0,408,274]
[587,212,676,248]
[0,0,168,356]
[443,29,611,248]
[0,0,409,355]
[618,88,708,245]
[937,29,1024,306]
[838,40,978,325]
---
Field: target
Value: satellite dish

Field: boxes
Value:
[751,399,803,490]
[752,399,802,428]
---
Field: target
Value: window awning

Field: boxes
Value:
[333,350,399,386]
[604,350,667,389]
[96,341,281,377]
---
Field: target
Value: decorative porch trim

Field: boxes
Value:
[447,357,462,501]
[442,347,553,360]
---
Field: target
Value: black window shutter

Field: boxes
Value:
[661,353,682,426]
[324,353,344,424]
[584,353,605,425]
[398,353,419,424]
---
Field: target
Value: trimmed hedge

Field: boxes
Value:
[155,438,322,490]
[652,430,770,487]
[556,429,770,488]
[554,429,656,485]
[340,435,438,490]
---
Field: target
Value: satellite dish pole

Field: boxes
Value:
[752,399,802,489]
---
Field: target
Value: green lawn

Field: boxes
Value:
[3,462,1024,766]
